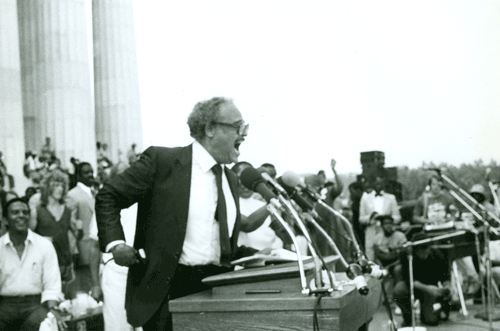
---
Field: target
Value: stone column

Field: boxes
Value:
[93,0,143,163]
[0,0,26,191]
[17,0,96,170]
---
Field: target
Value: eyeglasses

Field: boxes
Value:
[214,122,249,136]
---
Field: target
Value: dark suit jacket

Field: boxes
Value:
[95,144,256,326]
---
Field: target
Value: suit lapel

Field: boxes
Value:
[171,145,192,232]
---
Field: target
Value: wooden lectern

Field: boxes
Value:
[169,256,382,331]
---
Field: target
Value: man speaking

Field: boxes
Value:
[95,97,257,330]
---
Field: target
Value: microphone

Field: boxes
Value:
[356,258,388,279]
[281,171,368,292]
[486,167,492,182]
[281,171,322,202]
[345,263,369,295]
[261,171,329,290]
[240,166,313,294]
[240,167,278,203]
[368,263,388,279]
[281,170,303,188]
[356,258,372,274]
[261,172,289,198]
[277,175,316,213]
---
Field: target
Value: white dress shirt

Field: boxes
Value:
[179,140,237,266]
[373,191,385,215]
[0,230,63,302]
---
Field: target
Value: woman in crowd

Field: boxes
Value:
[413,175,455,225]
[30,169,82,295]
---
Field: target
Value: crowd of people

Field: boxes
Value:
[0,140,140,330]
[1,96,500,330]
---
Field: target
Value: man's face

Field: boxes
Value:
[374,177,384,193]
[471,192,484,204]
[79,164,95,187]
[430,177,442,194]
[7,201,30,233]
[382,220,395,236]
[209,102,247,164]
[415,245,431,260]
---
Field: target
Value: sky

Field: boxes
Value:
[131,1,500,176]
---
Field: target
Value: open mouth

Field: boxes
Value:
[234,142,241,154]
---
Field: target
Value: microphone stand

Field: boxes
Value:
[304,215,349,269]
[473,210,500,329]
[486,173,500,215]
[262,173,334,292]
[317,199,366,260]
[440,172,500,225]
[400,231,466,331]
[401,243,423,331]
[277,195,333,293]
[489,183,500,215]
[266,199,310,295]
[437,171,500,328]
[302,186,365,260]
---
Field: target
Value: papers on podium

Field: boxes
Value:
[231,248,311,268]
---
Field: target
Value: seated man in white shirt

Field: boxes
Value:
[0,198,65,331]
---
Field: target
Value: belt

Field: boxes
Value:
[177,264,231,277]
[0,294,42,300]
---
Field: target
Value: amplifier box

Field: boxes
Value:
[360,151,385,165]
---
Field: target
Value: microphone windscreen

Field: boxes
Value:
[282,171,302,188]
[277,177,295,195]
[240,167,278,202]
[240,167,265,192]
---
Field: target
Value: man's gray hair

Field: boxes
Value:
[187,97,232,141]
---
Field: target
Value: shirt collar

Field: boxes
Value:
[193,140,218,173]
[77,182,93,197]
[4,229,35,246]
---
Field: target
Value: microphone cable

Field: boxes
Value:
[312,291,330,331]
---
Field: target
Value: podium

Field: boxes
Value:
[169,256,382,331]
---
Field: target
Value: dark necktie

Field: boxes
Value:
[212,164,232,266]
